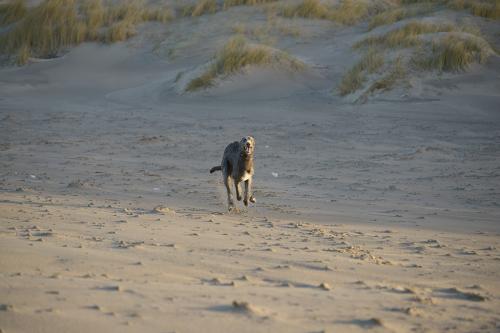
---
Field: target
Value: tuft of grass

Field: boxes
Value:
[369,3,434,30]
[105,21,136,43]
[181,0,217,17]
[0,0,85,61]
[448,0,500,20]
[354,21,456,49]
[80,0,105,40]
[224,0,277,9]
[338,48,384,95]
[359,57,406,101]
[143,7,174,23]
[232,13,302,45]
[0,0,173,65]
[329,0,371,25]
[0,0,27,25]
[282,0,388,25]
[282,0,330,20]
[186,36,304,91]
[338,66,365,96]
[414,34,493,71]
[16,43,30,65]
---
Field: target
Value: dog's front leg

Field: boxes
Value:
[244,178,255,206]
[224,175,235,211]
[235,181,242,201]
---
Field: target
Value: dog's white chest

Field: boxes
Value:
[241,171,252,181]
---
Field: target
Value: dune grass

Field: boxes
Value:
[369,3,435,30]
[448,0,500,20]
[224,0,278,9]
[340,18,493,97]
[186,36,304,91]
[0,0,27,25]
[231,13,302,45]
[0,0,86,62]
[358,57,406,101]
[181,0,217,17]
[80,0,105,40]
[354,21,456,49]
[0,0,173,65]
[282,0,389,25]
[356,56,406,103]
[282,0,331,20]
[338,48,384,95]
[329,0,372,25]
[414,34,493,71]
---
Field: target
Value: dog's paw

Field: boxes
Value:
[236,195,242,201]
[249,196,256,203]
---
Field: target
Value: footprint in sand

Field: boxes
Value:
[202,278,235,287]
[350,318,385,328]
[435,287,487,301]
[377,284,417,294]
[97,285,122,292]
[0,304,15,312]
[209,301,272,319]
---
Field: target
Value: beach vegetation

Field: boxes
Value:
[186,35,305,91]
[338,48,384,95]
[0,0,173,65]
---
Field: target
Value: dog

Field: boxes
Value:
[210,136,256,211]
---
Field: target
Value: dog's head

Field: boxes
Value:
[240,136,255,156]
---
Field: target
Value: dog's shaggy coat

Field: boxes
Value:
[210,136,256,210]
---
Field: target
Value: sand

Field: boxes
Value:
[1,2,500,333]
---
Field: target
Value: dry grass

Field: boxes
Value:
[193,0,217,16]
[80,0,105,40]
[364,57,406,96]
[282,0,330,19]
[338,48,384,95]
[224,0,277,9]
[414,34,493,71]
[355,21,456,49]
[187,0,217,17]
[369,3,434,30]
[358,57,406,101]
[341,19,493,97]
[329,0,371,25]
[448,0,500,20]
[0,0,86,62]
[0,0,27,25]
[186,36,304,91]
[143,7,174,23]
[231,14,302,45]
[16,43,30,66]
[231,23,277,45]
[0,0,173,65]
[282,0,388,25]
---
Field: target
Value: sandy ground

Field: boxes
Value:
[1,4,500,333]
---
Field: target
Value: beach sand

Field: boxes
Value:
[1,2,500,332]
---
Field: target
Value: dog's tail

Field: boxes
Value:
[210,166,222,173]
